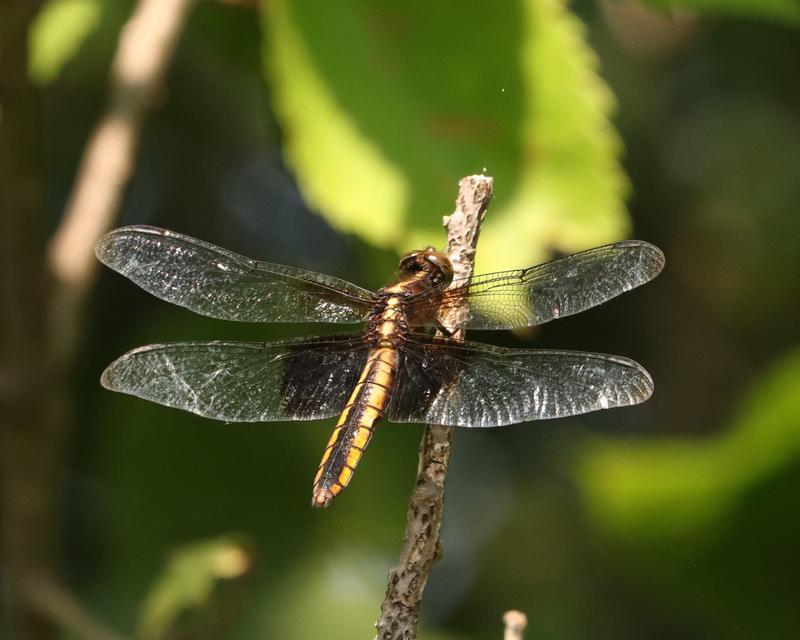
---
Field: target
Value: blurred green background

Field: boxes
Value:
[5,0,800,638]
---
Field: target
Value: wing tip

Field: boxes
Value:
[99,366,113,390]
[95,225,172,267]
[610,355,655,407]
[617,239,666,280]
[99,344,163,392]
[99,356,126,392]
[94,229,117,266]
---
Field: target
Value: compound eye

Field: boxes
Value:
[399,253,421,272]
[425,252,453,275]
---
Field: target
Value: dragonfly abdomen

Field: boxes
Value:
[311,346,398,508]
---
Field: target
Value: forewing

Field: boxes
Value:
[101,335,370,422]
[405,240,664,330]
[96,226,375,323]
[388,335,653,427]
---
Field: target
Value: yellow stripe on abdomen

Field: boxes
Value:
[311,346,397,508]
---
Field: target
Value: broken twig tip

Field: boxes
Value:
[503,610,528,640]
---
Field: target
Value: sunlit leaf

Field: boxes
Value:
[138,535,254,640]
[264,0,630,272]
[29,0,103,85]
[578,345,800,548]
[264,0,409,247]
[632,0,800,26]
[477,0,630,272]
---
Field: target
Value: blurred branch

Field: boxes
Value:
[48,0,195,365]
[27,575,127,640]
[48,0,194,299]
[2,1,193,638]
[374,175,493,640]
[503,610,528,640]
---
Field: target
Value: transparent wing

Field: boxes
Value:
[96,226,375,323]
[388,335,653,427]
[101,335,370,422]
[404,240,664,330]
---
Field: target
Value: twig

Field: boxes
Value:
[375,175,493,639]
[503,610,528,640]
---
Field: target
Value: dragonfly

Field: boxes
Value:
[96,226,664,507]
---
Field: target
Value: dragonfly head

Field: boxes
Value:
[399,247,454,286]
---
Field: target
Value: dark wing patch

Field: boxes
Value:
[101,335,369,422]
[96,226,375,323]
[388,335,653,427]
[404,240,664,330]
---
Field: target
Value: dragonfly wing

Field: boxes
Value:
[405,240,664,330]
[96,226,375,323]
[388,335,653,427]
[101,335,370,422]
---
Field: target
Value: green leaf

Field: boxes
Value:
[138,535,253,640]
[263,0,630,272]
[477,0,630,271]
[578,345,800,549]
[631,0,800,26]
[29,0,103,85]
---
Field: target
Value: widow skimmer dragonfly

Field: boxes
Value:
[97,226,664,507]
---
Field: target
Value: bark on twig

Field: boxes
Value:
[2,1,192,637]
[375,175,493,640]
